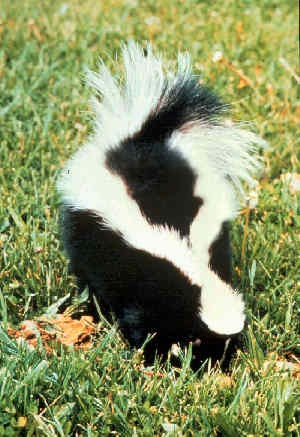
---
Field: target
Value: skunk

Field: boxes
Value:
[57,42,263,368]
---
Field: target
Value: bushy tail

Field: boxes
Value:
[87,41,264,194]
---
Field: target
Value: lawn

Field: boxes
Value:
[0,0,299,435]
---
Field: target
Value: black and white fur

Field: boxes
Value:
[57,42,263,368]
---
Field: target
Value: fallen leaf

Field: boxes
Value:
[8,314,98,352]
[266,83,273,94]
[17,417,28,428]
[237,79,247,89]
[236,22,243,38]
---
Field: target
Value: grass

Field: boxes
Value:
[0,0,299,435]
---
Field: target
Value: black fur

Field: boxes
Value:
[129,77,222,144]
[209,222,232,284]
[106,144,202,237]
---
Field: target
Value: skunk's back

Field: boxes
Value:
[89,43,224,236]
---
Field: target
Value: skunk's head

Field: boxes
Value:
[113,252,245,368]
[58,42,264,368]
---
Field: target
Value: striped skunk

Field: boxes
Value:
[58,42,263,368]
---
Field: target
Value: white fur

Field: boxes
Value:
[169,125,264,268]
[170,124,264,193]
[199,268,245,334]
[57,42,265,335]
[87,42,165,149]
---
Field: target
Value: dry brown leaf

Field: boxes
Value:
[17,417,28,428]
[237,79,247,89]
[8,314,98,352]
